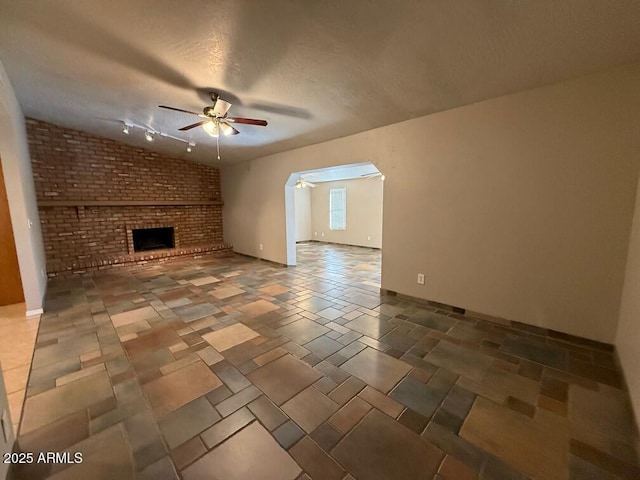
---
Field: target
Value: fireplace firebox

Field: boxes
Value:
[132,227,175,252]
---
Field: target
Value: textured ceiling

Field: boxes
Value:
[1,0,639,164]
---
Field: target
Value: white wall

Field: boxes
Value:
[616,170,640,426]
[222,63,640,343]
[0,61,47,313]
[294,186,312,242]
[310,178,383,248]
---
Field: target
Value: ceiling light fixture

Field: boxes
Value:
[120,121,194,155]
[203,120,218,137]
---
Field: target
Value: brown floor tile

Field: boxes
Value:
[289,436,344,480]
[344,314,394,339]
[253,346,288,366]
[247,354,322,405]
[248,395,288,431]
[45,424,136,480]
[283,386,339,433]
[425,341,493,382]
[460,397,568,480]
[158,397,220,449]
[328,376,365,405]
[439,454,478,480]
[304,335,343,359]
[329,396,371,434]
[200,407,254,449]
[111,306,159,328]
[171,436,207,471]
[202,323,259,352]
[333,409,444,480]
[184,422,301,480]
[215,385,261,417]
[21,370,114,435]
[357,385,404,418]
[397,407,429,434]
[276,318,329,344]
[142,361,222,417]
[238,299,280,317]
[390,376,447,418]
[273,419,305,449]
[310,423,343,451]
[341,347,411,394]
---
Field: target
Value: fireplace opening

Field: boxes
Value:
[132,227,175,252]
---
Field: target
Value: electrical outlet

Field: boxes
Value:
[417,273,425,285]
[259,244,263,251]
[314,232,318,236]
[367,235,371,241]
[40,268,45,278]
[321,232,325,237]
[28,219,33,229]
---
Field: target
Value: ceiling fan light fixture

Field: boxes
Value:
[203,120,218,137]
[219,122,234,136]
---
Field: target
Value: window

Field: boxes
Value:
[329,187,346,230]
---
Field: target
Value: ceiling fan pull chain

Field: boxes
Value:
[216,133,221,160]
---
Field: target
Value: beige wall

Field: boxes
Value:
[222,63,640,343]
[616,170,640,425]
[310,178,383,248]
[294,186,312,242]
[0,61,47,313]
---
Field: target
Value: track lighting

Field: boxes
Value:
[119,121,193,153]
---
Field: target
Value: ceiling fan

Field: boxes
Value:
[160,92,268,136]
[159,92,268,159]
[295,175,317,188]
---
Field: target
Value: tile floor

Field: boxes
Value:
[0,303,41,434]
[6,243,640,479]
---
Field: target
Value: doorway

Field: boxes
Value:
[0,157,24,305]
[284,161,384,267]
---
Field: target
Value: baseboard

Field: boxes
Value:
[25,308,43,316]
[303,239,381,250]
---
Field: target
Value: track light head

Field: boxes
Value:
[144,130,154,142]
[122,123,130,135]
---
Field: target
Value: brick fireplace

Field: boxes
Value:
[27,118,232,276]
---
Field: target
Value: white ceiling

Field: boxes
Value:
[1,1,639,164]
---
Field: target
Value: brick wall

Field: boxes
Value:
[27,118,228,274]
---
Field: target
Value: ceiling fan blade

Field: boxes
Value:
[159,105,201,116]
[306,182,317,188]
[179,121,206,131]
[226,117,268,126]
[212,99,232,117]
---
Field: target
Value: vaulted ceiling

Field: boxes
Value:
[1,0,639,164]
